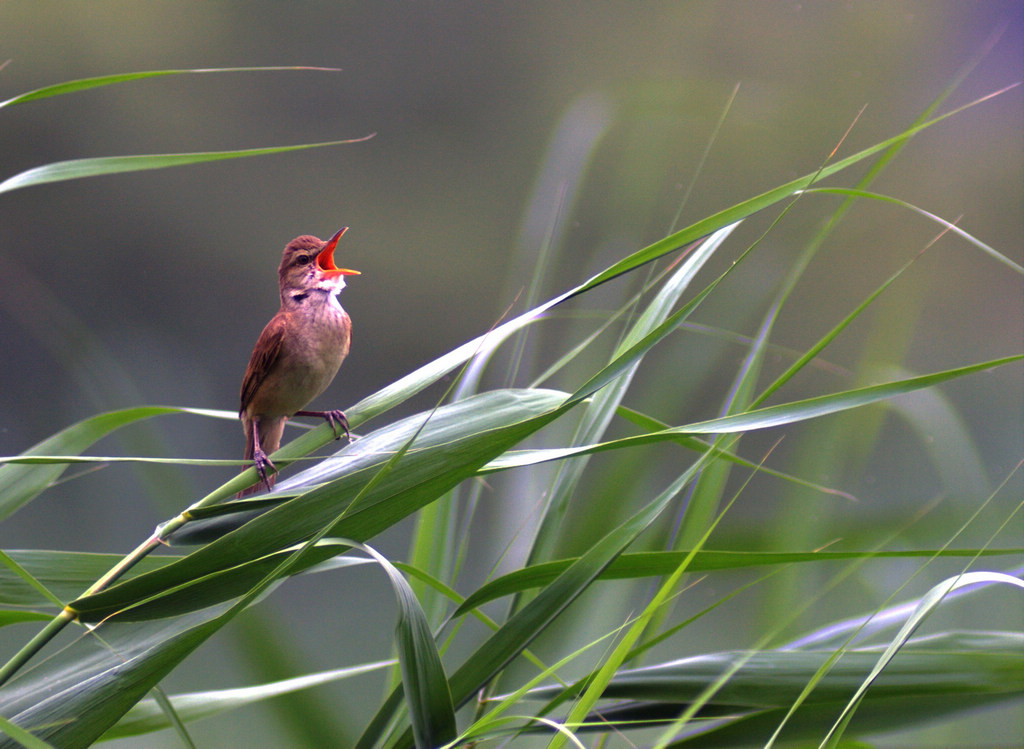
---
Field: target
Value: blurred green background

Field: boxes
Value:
[1,2,1021,746]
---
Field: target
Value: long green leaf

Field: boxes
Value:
[101,660,393,740]
[474,354,1023,477]
[524,631,1024,706]
[0,406,223,521]
[510,633,1023,746]
[354,543,457,749]
[0,66,338,109]
[454,548,1024,614]
[801,187,1024,274]
[0,137,374,195]
[0,550,180,607]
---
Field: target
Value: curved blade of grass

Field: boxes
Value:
[473,354,1022,476]
[822,572,1024,748]
[585,695,1019,747]
[353,543,456,749]
[0,135,375,195]
[679,354,1022,433]
[0,406,225,521]
[612,406,857,500]
[524,631,1024,705]
[801,187,1024,274]
[0,66,338,109]
[101,660,392,740]
[517,634,1023,745]
[528,656,1021,746]
[454,549,1023,614]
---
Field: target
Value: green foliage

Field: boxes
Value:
[0,66,1020,748]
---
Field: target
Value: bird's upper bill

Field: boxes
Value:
[318,227,360,279]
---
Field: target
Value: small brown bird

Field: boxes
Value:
[237,228,359,496]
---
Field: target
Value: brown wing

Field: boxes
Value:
[239,314,287,416]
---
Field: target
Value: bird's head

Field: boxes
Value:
[278,228,360,300]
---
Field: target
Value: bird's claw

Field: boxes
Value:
[294,409,352,442]
[322,410,351,441]
[252,447,277,490]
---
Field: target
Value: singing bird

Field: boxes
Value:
[237,228,359,496]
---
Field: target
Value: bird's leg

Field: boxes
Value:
[251,421,277,489]
[295,409,351,441]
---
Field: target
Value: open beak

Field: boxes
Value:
[317,227,360,278]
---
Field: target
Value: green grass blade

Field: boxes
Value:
[475,355,1021,478]
[672,355,1022,434]
[0,406,222,521]
[821,572,1024,748]
[101,660,392,740]
[454,549,1023,614]
[801,187,1024,274]
[348,543,456,748]
[527,630,1024,705]
[0,66,338,109]
[517,631,1023,746]
[0,136,374,195]
[0,606,230,747]
[0,550,180,608]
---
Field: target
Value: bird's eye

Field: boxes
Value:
[296,255,312,266]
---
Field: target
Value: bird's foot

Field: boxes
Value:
[296,409,351,441]
[252,447,277,490]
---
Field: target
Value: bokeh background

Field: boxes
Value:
[1,2,1021,746]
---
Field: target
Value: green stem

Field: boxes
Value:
[0,608,75,686]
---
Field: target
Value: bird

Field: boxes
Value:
[236,228,359,497]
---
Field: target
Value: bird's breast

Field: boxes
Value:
[248,303,351,418]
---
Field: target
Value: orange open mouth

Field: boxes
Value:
[318,227,360,278]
